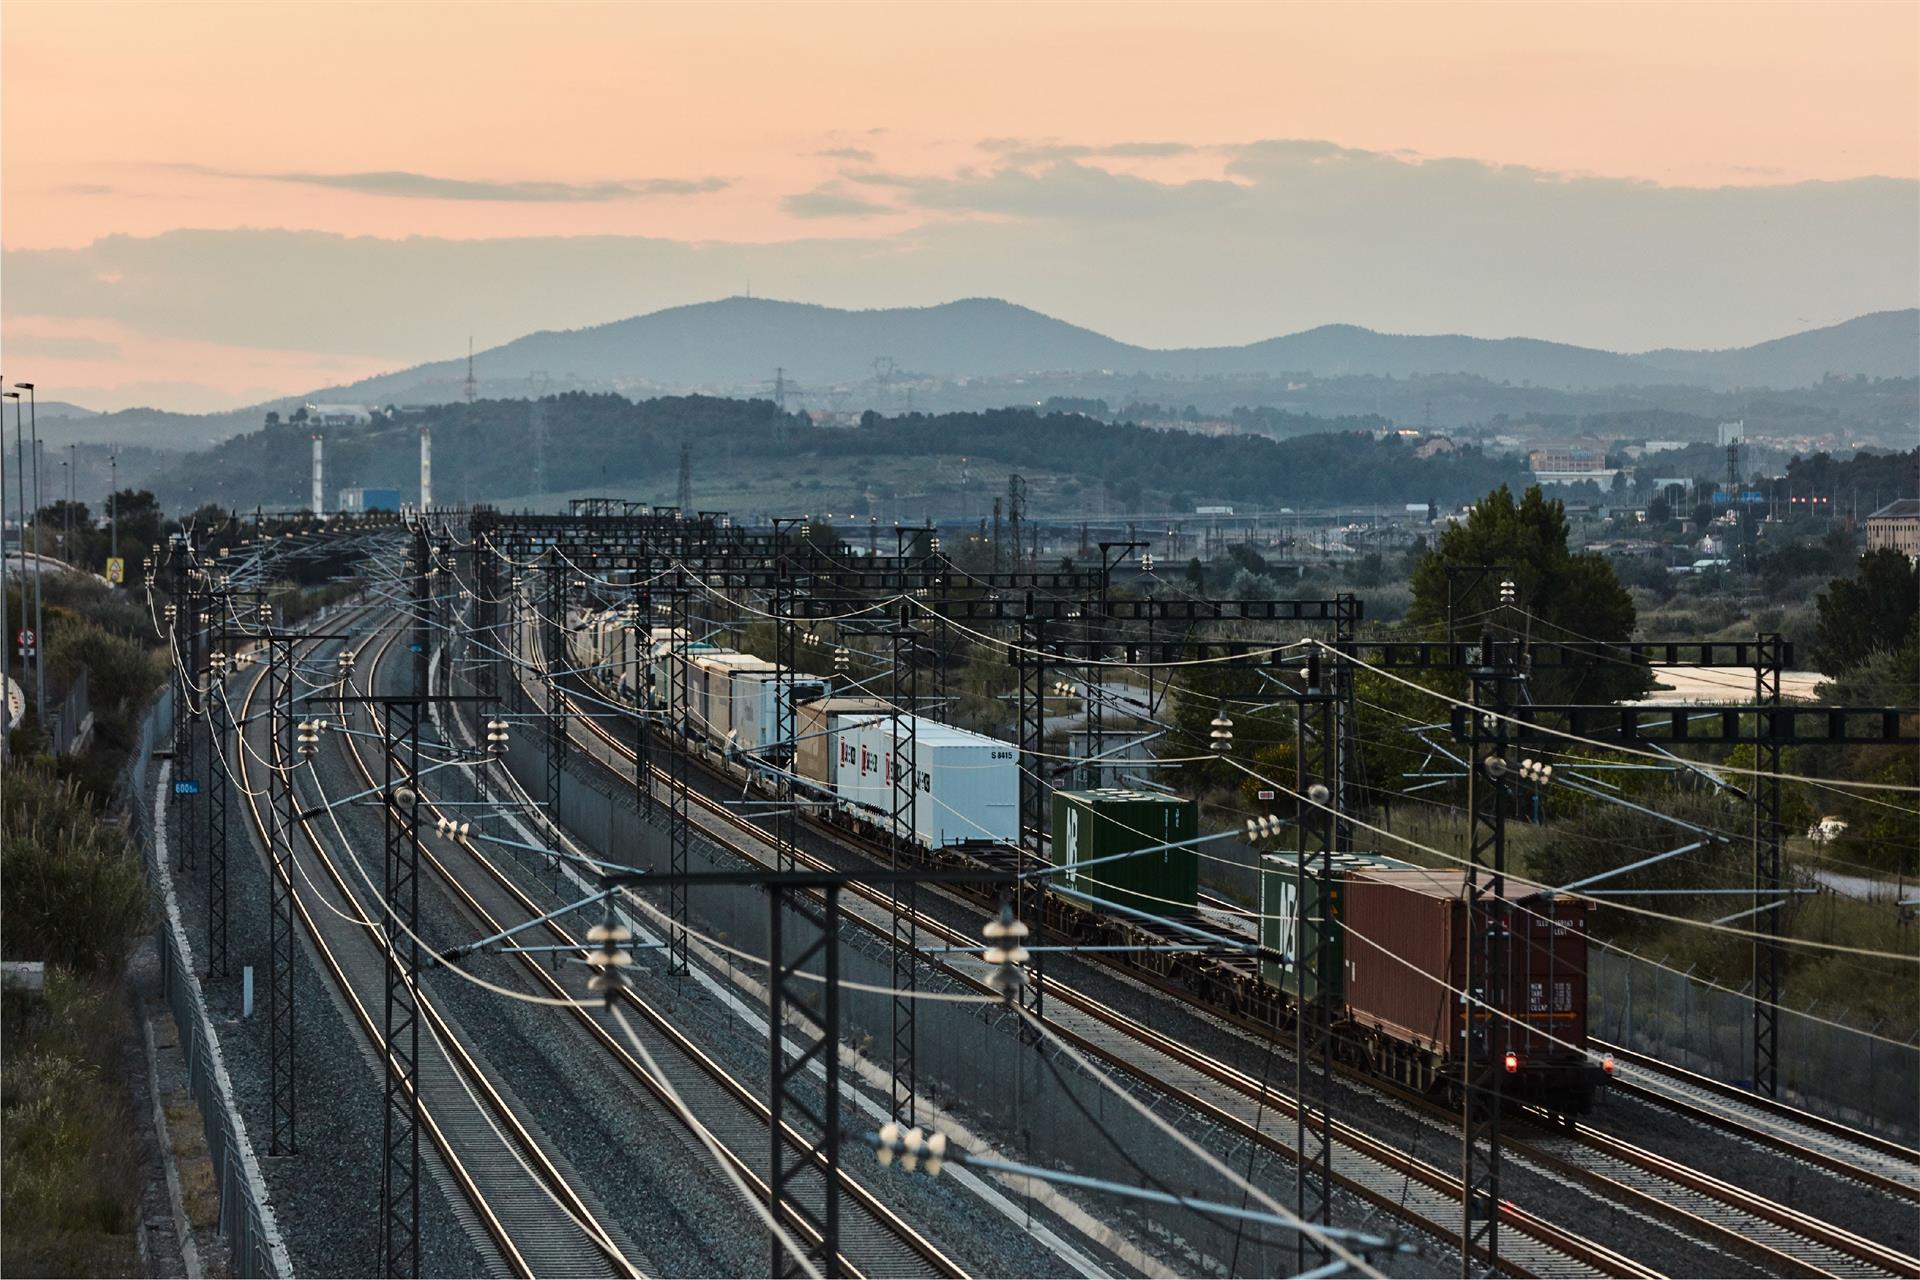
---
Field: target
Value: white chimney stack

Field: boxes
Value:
[419,426,433,510]
[310,435,324,513]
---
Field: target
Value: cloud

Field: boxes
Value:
[781,185,894,218]
[1,333,123,360]
[7,142,1914,377]
[977,138,1200,164]
[816,147,876,162]
[853,160,1243,220]
[172,165,728,202]
[58,183,117,197]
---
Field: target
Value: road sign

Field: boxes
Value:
[1257,789,1276,801]
[173,779,200,796]
[106,557,125,584]
[15,628,34,657]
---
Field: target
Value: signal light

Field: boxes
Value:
[1503,1051,1519,1074]
[1602,1053,1615,1076]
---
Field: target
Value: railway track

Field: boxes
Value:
[229,604,643,1279]
[349,608,962,1280]
[517,630,1648,1278]
[530,616,1920,1279]
[1593,1041,1920,1203]
[1179,893,1920,1279]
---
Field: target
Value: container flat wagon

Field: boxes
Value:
[559,611,1606,1117]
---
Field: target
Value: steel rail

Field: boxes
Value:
[231,607,639,1279]
[1593,1041,1919,1203]
[533,638,1642,1278]
[357,610,961,1280]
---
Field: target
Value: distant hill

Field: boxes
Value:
[33,400,101,420]
[316,298,1919,406]
[1634,310,1920,388]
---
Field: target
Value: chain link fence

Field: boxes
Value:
[120,692,290,1278]
[1590,946,1919,1140]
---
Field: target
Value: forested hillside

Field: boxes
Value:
[152,395,1532,513]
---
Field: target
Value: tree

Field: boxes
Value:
[1692,501,1714,532]
[1408,484,1645,701]
[1812,548,1920,675]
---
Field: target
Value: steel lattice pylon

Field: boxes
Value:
[1752,632,1786,1098]
[1014,607,1049,1026]
[206,597,230,980]
[1293,649,1338,1270]
[267,631,298,1157]
[667,571,691,975]
[381,700,423,1277]
[1460,636,1515,1277]
[768,884,842,1278]
[889,609,921,1123]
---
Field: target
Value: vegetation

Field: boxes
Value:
[1811,548,1919,675]
[1408,483,1646,702]
[149,394,1534,515]
[2,973,144,1278]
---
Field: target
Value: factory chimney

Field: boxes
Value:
[310,434,324,513]
[419,426,433,510]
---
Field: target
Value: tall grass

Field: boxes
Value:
[1,974,144,1277]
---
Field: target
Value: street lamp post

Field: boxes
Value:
[109,448,118,564]
[1,386,9,748]
[16,383,46,724]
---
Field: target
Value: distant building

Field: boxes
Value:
[339,486,404,513]
[1529,448,1603,474]
[1866,498,1920,559]
[1531,446,1619,488]
[305,403,373,427]
[1642,440,1690,455]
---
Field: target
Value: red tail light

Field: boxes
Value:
[1602,1054,1615,1076]
[1503,1051,1519,1073]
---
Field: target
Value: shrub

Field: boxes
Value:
[0,766,150,977]
[1,973,143,1278]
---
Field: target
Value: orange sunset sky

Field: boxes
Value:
[3,0,1916,412]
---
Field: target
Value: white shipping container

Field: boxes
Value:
[692,653,774,745]
[650,642,725,717]
[729,670,833,757]
[836,715,1018,849]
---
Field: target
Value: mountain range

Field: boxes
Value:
[35,300,1918,452]
[315,298,1919,406]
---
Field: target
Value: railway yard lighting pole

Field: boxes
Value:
[1294,650,1339,1270]
[1460,635,1516,1278]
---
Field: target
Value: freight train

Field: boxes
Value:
[561,609,1608,1115]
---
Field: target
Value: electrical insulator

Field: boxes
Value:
[1208,710,1234,754]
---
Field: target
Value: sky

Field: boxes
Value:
[3,0,1916,413]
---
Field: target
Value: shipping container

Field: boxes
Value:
[729,669,833,757]
[837,715,1018,849]
[690,653,775,746]
[648,641,724,721]
[1051,789,1198,918]
[1257,852,1415,992]
[794,697,891,789]
[1342,868,1591,1082]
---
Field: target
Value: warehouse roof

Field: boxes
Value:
[1867,499,1920,519]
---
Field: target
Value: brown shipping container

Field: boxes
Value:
[1342,869,1589,1067]
[793,697,892,788]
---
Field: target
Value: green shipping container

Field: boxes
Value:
[1259,852,1413,999]
[1051,789,1199,918]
